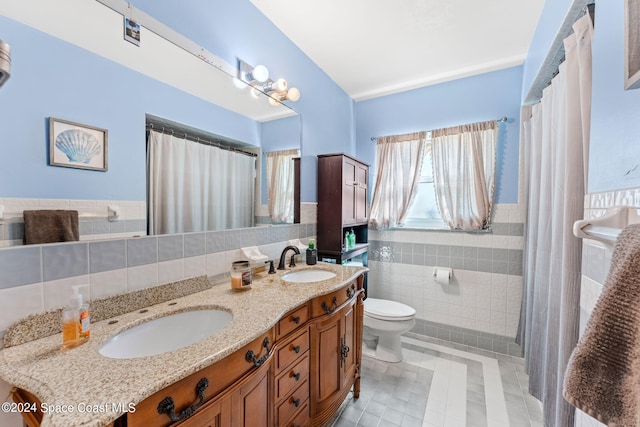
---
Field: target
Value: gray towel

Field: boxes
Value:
[563,223,640,426]
[23,210,79,245]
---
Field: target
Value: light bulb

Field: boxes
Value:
[273,78,287,92]
[250,87,262,98]
[263,78,288,93]
[268,96,281,106]
[248,64,269,83]
[286,87,301,102]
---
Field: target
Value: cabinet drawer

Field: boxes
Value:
[276,381,309,426]
[275,353,309,401]
[310,281,358,318]
[128,329,274,427]
[276,328,309,373]
[277,304,308,339]
[282,400,309,427]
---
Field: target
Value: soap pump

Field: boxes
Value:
[61,285,90,350]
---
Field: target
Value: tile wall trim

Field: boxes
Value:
[368,240,524,276]
[408,318,523,357]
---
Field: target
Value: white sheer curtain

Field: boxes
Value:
[147,130,255,234]
[368,131,427,229]
[518,13,593,427]
[431,121,497,230]
[265,149,298,224]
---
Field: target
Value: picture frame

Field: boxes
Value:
[49,117,108,171]
[625,0,640,90]
[124,16,141,46]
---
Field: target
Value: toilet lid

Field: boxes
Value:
[364,298,416,321]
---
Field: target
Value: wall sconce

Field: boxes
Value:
[237,59,301,105]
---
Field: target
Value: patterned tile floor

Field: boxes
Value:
[329,335,543,427]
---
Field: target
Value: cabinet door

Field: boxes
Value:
[310,309,342,416]
[176,396,231,427]
[230,362,271,427]
[341,297,357,390]
[342,159,357,225]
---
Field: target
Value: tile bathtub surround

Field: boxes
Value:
[3,275,213,348]
[0,222,316,334]
[0,198,146,247]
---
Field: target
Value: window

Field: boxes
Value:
[401,138,447,229]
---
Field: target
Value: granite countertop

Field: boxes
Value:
[0,262,367,427]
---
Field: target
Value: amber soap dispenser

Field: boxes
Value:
[61,285,90,350]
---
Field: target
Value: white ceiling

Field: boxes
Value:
[250,0,546,101]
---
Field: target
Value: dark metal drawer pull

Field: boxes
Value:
[245,337,271,367]
[346,284,357,299]
[157,377,208,422]
[292,315,301,324]
[292,372,301,381]
[293,345,301,354]
[292,398,301,407]
[321,296,338,314]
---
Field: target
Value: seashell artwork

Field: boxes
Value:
[54,129,102,164]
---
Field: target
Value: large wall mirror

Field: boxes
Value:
[0,0,301,243]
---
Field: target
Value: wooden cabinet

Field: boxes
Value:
[230,361,271,427]
[309,287,359,426]
[317,153,369,265]
[12,278,364,427]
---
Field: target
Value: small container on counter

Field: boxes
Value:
[231,260,252,291]
[306,238,317,265]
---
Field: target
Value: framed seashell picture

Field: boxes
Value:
[49,117,108,171]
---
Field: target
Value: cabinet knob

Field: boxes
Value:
[292,398,301,408]
[292,315,301,324]
[292,345,301,354]
[292,372,301,381]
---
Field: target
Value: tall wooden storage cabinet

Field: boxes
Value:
[317,153,369,265]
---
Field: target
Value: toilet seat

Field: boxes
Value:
[364,298,416,321]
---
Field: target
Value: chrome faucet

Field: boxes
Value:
[278,245,301,270]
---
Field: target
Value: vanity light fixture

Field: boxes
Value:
[237,59,301,105]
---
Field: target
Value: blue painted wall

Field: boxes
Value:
[355,66,524,204]
[588,0,640,192]
[523,0,640,193]
[0,16,259,200]
[521,0,573,102]
[128,0,356,202]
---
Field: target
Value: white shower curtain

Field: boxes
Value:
[519,13,593,427]
[266,149,298,224]
[147,130,255,234]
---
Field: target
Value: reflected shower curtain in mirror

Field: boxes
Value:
[266,149,298,224]
[431,121,497,230]
[369,131,427,229]
[147,130,255,234]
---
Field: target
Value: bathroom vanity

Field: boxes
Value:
[0,263,366,427]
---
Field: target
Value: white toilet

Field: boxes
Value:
[363,298,416,363]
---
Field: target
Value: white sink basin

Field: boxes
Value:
[99,309,232,359]
[281,269,337,283]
